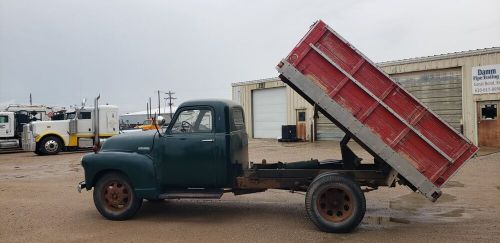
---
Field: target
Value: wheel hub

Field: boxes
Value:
[103,181,131,211]
[44,140,58,152]
[316,187,354,222]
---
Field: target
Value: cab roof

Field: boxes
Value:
[178,99,241,109]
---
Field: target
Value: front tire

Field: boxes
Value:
[305,174,366,233]
[93,172,143,220]
[38,136,62,155]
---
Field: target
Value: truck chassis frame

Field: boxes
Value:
[235,135,397,193]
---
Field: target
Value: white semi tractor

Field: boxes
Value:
[0,105,63,150]
[22,96,119,155]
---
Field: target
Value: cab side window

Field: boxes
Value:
[79,112,92,119]
[171,109,213,133]
[0,115,8,123]
[231,108,245,131]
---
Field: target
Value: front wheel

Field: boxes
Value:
[305,174,366,233]
[38,136,62,155]
[93,172,142,220]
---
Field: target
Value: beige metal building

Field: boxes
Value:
[232,47,500,146]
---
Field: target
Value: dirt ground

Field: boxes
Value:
[0,139,499,242]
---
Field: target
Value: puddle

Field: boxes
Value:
[443,181,465,188]
[389,193,456,211]
[386,192,469,223]
[436,208,465,218]
[363,215,410,225]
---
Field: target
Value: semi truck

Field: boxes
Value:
[0,105,63,150]
[22,96,119,155]
[77,20,478,233]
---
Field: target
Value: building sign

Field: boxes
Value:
[472,64,500,94]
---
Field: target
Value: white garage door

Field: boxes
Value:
[252,87,287,138]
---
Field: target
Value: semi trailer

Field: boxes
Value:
[78,20,478,233]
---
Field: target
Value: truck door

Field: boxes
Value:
[0,113,15,138]
[76,111,93,135]
[160,107,216,188]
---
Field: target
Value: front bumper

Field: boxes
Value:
[77,181,86,193]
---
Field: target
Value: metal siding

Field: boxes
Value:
[232,49,500,145]
[391,68,463,131]
[317,68,463,140]
[286,86,314,140]
[381,51,500,145]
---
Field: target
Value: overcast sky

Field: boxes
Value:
[1,0,499,113]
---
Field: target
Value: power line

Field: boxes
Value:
[164,91,176,119]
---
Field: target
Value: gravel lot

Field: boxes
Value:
[0,139,499,242]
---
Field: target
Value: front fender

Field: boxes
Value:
[81,152,158,198]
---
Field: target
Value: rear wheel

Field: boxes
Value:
[38,136,62,155]
[305,174,365,233]
[93,172,142,220]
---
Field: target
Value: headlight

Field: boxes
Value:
[32,126,39,137]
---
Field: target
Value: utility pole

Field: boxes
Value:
[164,91,176,119]
[157,90,161,117]
[149,97,152,119]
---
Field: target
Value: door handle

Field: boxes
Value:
[201,139,214,142]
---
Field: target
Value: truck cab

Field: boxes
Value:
[22,104,119,155]
[81,100,247,190]
[0,110,45,149]
[0,112,16,148]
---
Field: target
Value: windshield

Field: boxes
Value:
[66,112,76,119]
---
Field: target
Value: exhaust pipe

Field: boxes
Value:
[93,95,100,153]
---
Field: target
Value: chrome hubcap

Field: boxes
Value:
[44,140,58,152]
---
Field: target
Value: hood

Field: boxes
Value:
[31,119,69,127]
[100,130,157,153]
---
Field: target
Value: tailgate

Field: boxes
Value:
[276,20,478,201]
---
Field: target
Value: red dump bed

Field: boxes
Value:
[277,20,478,200]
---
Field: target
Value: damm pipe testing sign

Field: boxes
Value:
[472,64,500,94]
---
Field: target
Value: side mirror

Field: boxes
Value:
[157,116,166,125]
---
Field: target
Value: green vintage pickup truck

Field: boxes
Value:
[79,99,395,233]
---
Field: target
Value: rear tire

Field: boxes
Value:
[305,174,366,233]
[93,172,143,220]
[38,136,62,155]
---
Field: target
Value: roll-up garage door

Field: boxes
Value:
[252,87,287,138]
[316,68,463,140]
[316,111,345,140]
[391,68,463,131]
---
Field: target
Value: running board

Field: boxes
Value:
[158,189,224,199]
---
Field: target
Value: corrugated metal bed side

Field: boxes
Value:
[276,20,478,201]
